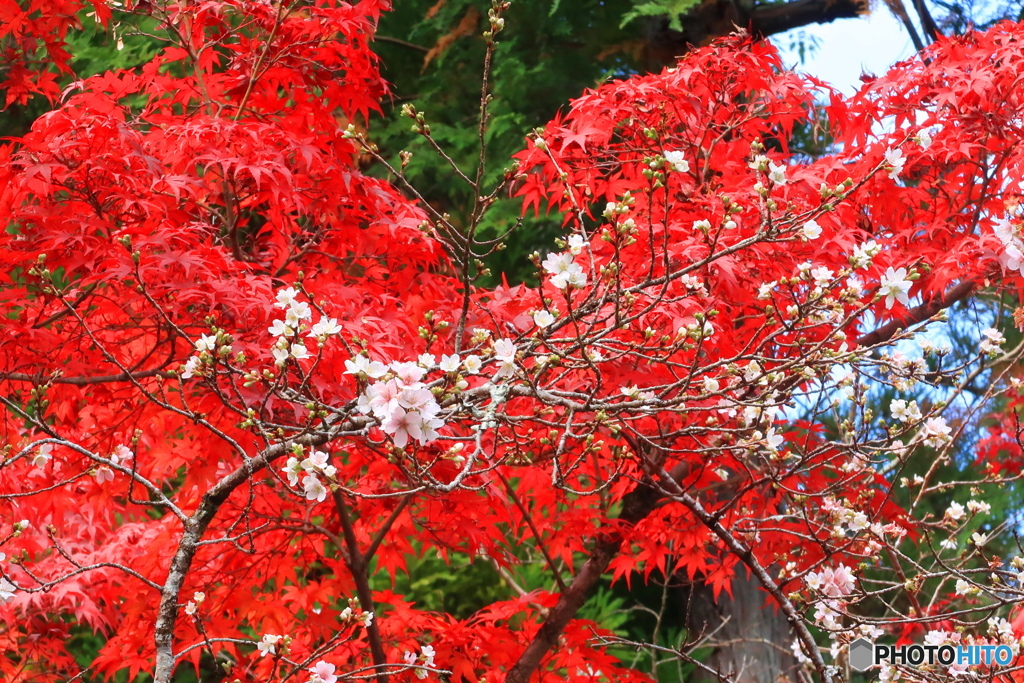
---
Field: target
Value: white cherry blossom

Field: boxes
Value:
[542,251,573,276]
[945,501,965,521]
[879,267,913,309]
[463,355,482,374]
[303,474,327,502]
[980,328,1005,353]
[390,361,426,384]
[993,218,1024,275]
[915,128,933,149]
[283,457,303,486]
[32,443,52,468]
[664,150,689,173]
[765,428,784,452]
[922,416,952,448]
[300,450,330,472]
[274,287,300,309]
[344,355,388,379]
[851,240,880,269]
[194,334,218,353]
[967,500,991,515]
[268,319,292,337]
[811,266,833,287]
[890,399,922,423]
[258,634,282,657]
[533,310,555,328]
[884,147,906,179]
[285,301,312,325]
[802,220,822,240]
[418,645,436,678]
[309,317,341,338]
[180,356,201,379]
[439,354,461,373]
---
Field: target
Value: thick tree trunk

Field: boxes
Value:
[687,569,802,683]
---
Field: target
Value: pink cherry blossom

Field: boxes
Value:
[309,660,337,683]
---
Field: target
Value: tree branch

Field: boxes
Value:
[505,459,680,683]
[1,368,173,386]
[857,279,976,347]
[331,489,389,683]
[749,0,869,38]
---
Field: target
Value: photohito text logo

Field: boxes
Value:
[848,637,1014,671]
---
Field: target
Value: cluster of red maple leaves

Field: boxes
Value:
[4,1,1024,682]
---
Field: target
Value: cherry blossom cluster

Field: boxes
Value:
[403,644,437,679]
[662,150,689,173]
[0,526,28,603]
[749,153,788,186]
[917,622,1019,678]
[945,499,992,523]
[850,239,881,269]
[0,548,15,603]
[183,591,205,616]
[883,147,906,179]
[980,327,1006,355]
[300,606,374,682]
[993,217,1024,276]
[541,249,587,289]
[179,333,222,379]
[339,603,374,628]
[345,337,519,450]
[352,360,446,449]
[282,446,335,503]
[94,444,132,484]
[268,287,342,365]
[880,350,928,391]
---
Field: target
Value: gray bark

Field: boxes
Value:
[687,569,802,683]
